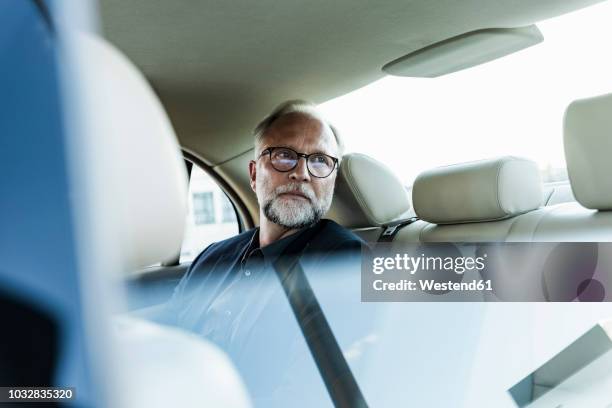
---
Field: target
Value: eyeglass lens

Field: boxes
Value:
[269,148,335,178]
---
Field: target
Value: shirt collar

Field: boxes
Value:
[242,223,317,266]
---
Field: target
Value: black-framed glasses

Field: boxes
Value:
[259,147,338,178]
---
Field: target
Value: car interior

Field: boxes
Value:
[95,1,612,406]
[3,0,612,407]
[95,0,612,302]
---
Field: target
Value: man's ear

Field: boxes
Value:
[248,160,257,193]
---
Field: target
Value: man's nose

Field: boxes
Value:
[289,157,311,181]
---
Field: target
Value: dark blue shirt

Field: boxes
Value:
[156,219,365,406]
[162,219,364,341]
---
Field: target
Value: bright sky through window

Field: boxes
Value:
[320,0,612,185]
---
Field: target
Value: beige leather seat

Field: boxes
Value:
[543,181,575,206]
[332,92,612,244]
[506,92,612,242]
[328,153,413,242]
[398,156,544,242]
[397,92,612,243]
[330,154,550,243]
[70,33,251,408]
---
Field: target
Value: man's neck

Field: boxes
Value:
[258,216,300,248]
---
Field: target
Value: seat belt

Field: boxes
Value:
[377,217,419,243]
[273,222,369,408]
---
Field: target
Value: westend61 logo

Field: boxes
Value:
[361,243,607,302]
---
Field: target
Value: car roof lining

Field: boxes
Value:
[99,0,606,166]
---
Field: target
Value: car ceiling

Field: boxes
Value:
[99,0,604,166]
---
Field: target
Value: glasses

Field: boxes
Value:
[259,147,338,178]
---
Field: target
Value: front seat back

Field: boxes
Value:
[67,33,251,408]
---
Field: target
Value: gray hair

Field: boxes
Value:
[253,99,344,160]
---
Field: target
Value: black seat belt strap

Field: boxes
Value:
[273,223,369,408]
[377,217,419,243]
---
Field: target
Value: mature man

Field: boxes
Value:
[161,100,364,344]
[249,99,359,247]
[154,100,365,404]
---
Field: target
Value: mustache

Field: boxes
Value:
[273,183,316,202]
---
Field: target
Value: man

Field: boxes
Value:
[155,100,365,405]
[161,100,364,344]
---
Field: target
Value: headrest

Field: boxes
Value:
[71,34,188,270]
[412,156,542,224]
[328,153,411,228]
[564,92,612,210]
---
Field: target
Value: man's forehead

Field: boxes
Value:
[263,113,337,152]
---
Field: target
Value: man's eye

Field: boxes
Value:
[311,155,330,165]
[276,150,293,159]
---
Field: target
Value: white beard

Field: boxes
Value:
[258,180,333,229]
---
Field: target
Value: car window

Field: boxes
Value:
[180,164,239,263]
[311,4,612,406]
[319,1,612,185]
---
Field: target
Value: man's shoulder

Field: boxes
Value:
[311,219,366,250]
[194,220,364,264]
[191,228,254,266]
[210,228,254,250]
[319,219,363,239]
[298,219,367,268]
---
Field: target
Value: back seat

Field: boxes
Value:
[504,92,612,241]
[402,92,612,242]
[331,91,612,243]
[328,153,413,242]
[543,180,575,206]
[400,156,542,243]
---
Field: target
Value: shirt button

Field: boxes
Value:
[244,269,251,276]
